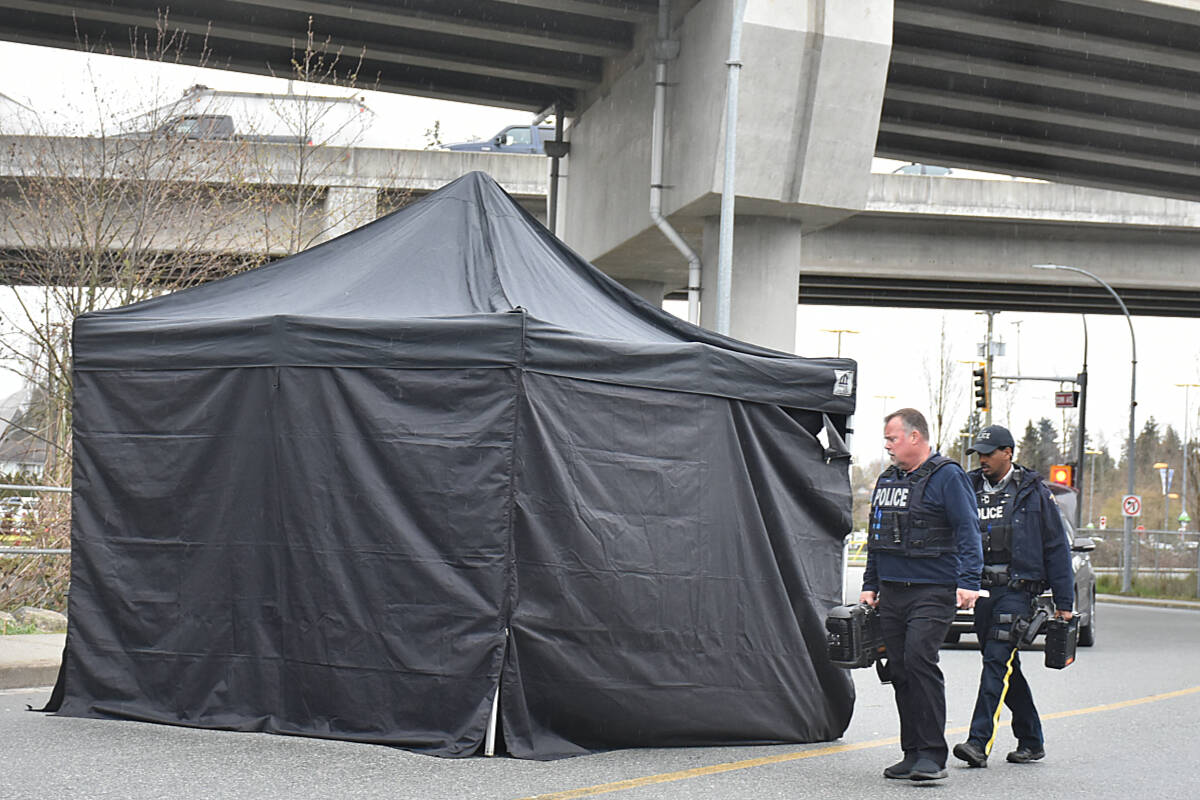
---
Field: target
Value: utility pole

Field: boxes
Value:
[985,311,996,426]
[1178,382,1200,598]
[822,328,859,358]
[874,394,896,469]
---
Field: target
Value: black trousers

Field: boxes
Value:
[878,581,957,766]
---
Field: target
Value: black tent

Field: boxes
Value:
[60,171,858,758]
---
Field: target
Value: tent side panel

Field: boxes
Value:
[64,365,516,756]
[502,373,853,758]
[65,368,277,725]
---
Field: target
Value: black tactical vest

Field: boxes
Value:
[976,472,1019,565]
[868,454,958,558]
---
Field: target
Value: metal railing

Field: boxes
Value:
[0,483,70,556]
[1072,526,1199,596]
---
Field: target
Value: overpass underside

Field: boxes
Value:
[884,0,1200,204]
[5,1,1200,349]
[791,274,1200,318]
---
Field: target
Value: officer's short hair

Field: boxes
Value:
[885,408,930,441]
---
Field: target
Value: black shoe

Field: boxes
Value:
[909,757,948,781]
[953,741,988,768]
[1007,745,1045,764]
[883,755,916,779]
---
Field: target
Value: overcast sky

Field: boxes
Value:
[3,40,1200,470]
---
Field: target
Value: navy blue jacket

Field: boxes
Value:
[968,464,1075,612]
[863,453,982,591]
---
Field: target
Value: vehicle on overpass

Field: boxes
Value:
[443,123,555,154]
[127,113,309,144]
[121,85,381,147]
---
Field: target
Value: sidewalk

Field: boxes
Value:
[0,633,64,690]
[1097,593,1200,611]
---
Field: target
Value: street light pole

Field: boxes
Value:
[874,394,896,469]
[1035,264,1137,592]
[1178,383,1199,528]
[1178,382,1200,599]
[821,328,859,357]
[1074,315,1090,533]
[1085,448,1103,527]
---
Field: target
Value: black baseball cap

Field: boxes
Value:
[967,425,1015,455]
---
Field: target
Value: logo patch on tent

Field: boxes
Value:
[833,370,854,397]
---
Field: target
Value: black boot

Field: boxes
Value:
[1007,745,1045,763]
[953,741,988,768]
[883,754,917,779]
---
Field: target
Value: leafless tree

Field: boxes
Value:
[923,315,963,453]
[0,15,403,612]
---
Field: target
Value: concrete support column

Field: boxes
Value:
[321,186,379,242]
[562,0,891,276]
[617,279,666,307]
[700,216,801,352]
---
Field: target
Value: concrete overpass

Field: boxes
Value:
[7,1,1199,200]
[5,0,1200,349]
[5,138,1200,318]
[0,135,550,282]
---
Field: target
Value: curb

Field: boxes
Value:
[1097,593,1200,611]
[0,633,65,691]
[0,662,59,691]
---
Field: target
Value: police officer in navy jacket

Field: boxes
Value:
[952,425,1074,770]
[860,408,982,782]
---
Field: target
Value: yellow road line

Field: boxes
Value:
[1039,684,1200,721]
[517,737,900,800]
[517,684,1200,800]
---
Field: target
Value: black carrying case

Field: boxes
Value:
[825,603,885,669]
[1044,617,1078,669]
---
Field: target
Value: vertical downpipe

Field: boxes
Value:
[650,0,702,323]
[548,104,562,235]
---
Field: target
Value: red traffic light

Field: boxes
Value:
[1048,464,1073,485]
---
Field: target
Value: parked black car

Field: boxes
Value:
[946,484,1096,647]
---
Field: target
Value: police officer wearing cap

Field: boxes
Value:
[952,425,1074,769]
[860,408,982,782]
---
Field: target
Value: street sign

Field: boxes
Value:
[1099,515,1107,529]
[1181,511,1192,523]
[1122,495,1142,517]
[1055,390,1079,408]
[1136,524,1146,534]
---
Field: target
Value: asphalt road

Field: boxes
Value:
[3,601,1198,800]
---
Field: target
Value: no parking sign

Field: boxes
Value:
[1122,495,1142,518]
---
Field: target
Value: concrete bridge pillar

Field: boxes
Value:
[700,217,802,353]
[561,0,891,349]
[322,186,379,242]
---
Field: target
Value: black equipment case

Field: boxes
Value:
[1044,616,1078,669]
[825,603,885,669]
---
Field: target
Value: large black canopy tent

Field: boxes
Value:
[58,171,858,759]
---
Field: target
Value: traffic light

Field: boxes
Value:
[972,366,989,410]
[1048,464,1073,485]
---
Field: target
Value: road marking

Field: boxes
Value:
[516,737,901,800]
[1039,684,1200,721]
[517,684,1200,800]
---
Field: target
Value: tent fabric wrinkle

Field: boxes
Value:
[59,170,857,759]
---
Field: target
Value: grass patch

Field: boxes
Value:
[0,621,42,635]
[1097,573,1199,600]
